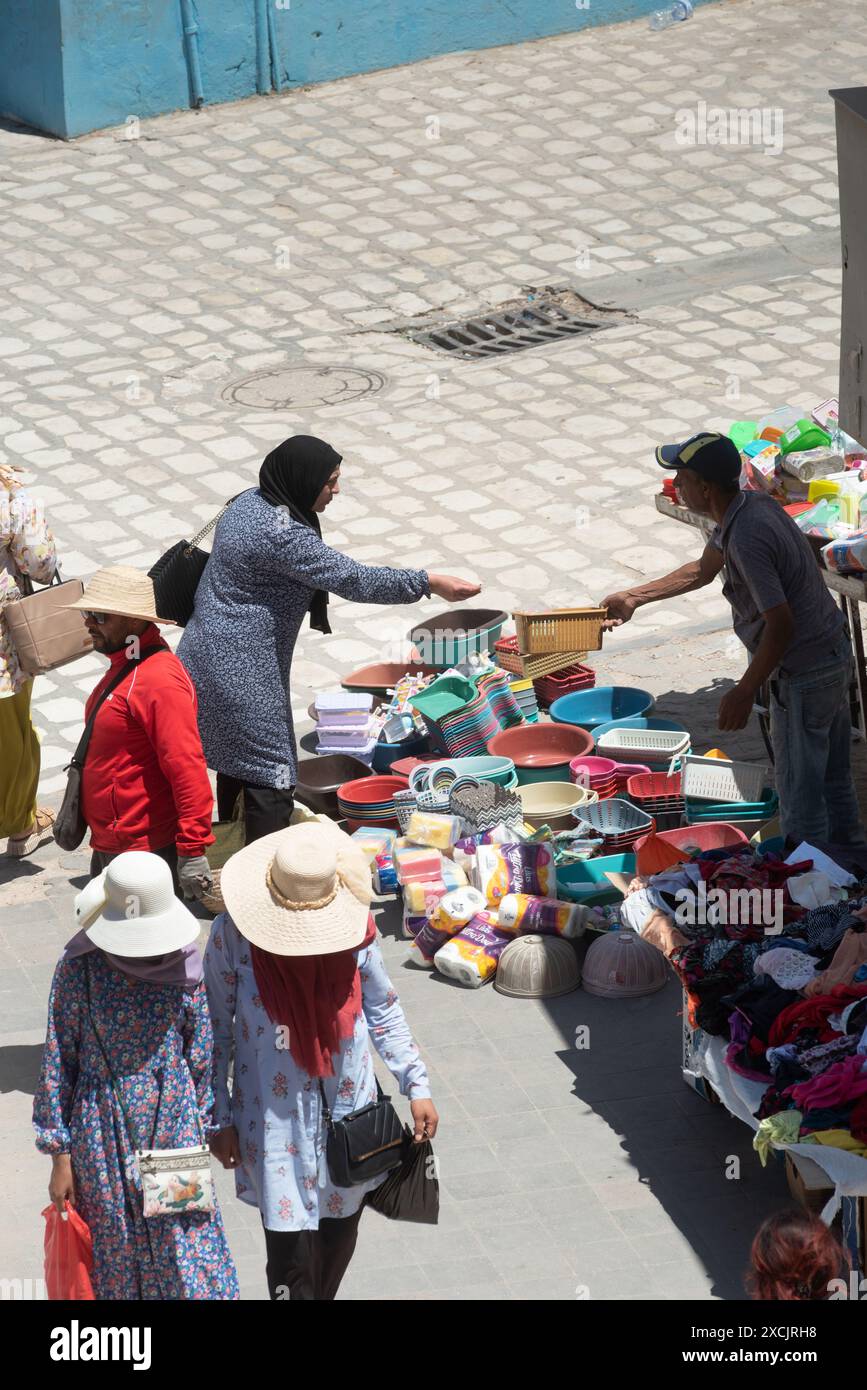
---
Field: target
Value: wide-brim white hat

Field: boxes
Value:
[220,820,371,957]
[74,851,200,957]
[66,565,172,624]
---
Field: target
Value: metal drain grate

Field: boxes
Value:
[400,289,629,360]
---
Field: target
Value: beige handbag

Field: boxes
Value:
[3,571,93,675]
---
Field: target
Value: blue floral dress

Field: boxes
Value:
[178,488,430,788]
[33,951,239,1301]
[204,914,431,1230]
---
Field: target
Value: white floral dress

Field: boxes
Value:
[1,479,57,697]
[203,913,431,1230]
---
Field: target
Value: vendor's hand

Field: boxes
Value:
[717,683,755,733]
[410,1098,439,1143]
[427,574,482,604]
[49,1154,76,1214]
[178,854,213,901]
[209,1125,242,1170]
[600,590,638,629]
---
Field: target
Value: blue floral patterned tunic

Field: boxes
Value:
[33,951,239,1301]
[203,913,431,1230]
[178,488,430,787]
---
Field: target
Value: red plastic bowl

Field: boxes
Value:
[336,774,408,807]
[487,722,593,768]
[570,755,617,782]
[634,821,749,873]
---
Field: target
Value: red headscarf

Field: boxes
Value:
[250,915,377,1078]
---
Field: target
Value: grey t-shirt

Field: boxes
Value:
[710,491,844,674]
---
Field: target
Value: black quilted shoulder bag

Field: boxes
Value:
[318,1077,408,1187]
[148,497,237,626]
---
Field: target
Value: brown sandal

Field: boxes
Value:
[6,807,56,858]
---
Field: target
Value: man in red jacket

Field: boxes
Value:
[69,567,214,899]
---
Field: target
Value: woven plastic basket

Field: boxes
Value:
[681,754,768,804]
[494,634,588,679]
[513,608,607,655]
[597,728,690,761]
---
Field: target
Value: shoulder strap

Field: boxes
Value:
[184,494,239,555]
[71,645,165,771]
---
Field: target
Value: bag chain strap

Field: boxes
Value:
[183,499,233,556]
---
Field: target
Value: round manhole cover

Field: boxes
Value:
[222,364,386,410]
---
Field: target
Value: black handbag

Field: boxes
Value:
[148,499,234,626]
[318,1077,408,1188]
[366,1129,440,1224]
[54,647,165,852]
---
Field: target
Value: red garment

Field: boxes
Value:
[81,626,214,856]
[851,1095,867,1144]
[768,984,867,1049]
[251,916,378,1079]
[788,1054,867,1110]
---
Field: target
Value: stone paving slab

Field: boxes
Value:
[4,0,867,1299]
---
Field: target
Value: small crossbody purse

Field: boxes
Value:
[84,958,215,1218]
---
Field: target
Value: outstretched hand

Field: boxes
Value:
[427,574,482,604]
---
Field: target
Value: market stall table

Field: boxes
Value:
[655,493,867,739]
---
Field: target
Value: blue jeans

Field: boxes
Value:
[770,643,865,845]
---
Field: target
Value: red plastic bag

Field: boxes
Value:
[42,1202,95,1300]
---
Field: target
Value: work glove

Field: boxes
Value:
[178,854,214,901]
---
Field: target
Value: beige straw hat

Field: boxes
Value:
[75,851,200,957]
[66,566,172,624]
[220,821,371,957]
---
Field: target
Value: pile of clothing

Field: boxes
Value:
[629,842,867,1157]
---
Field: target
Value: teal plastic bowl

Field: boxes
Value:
[550,687,654,731]
[408,608,508,669]
[556,852,637,906]
[515,761,572,786]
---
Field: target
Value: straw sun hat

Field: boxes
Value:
[220,821,372,957]
[66,565,171,624]
[75,851,200,957]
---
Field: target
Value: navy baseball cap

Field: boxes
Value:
[656,432,741,484]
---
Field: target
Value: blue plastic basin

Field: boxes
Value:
[549,686,654,730]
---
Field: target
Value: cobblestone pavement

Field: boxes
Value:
[2,0,866,1299]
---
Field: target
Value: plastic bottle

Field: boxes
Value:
[649,0,693,29]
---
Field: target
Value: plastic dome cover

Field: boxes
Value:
[581,928,668,998]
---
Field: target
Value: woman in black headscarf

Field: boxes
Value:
[178,435,479,844]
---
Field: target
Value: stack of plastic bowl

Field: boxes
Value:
[487,722,594,785]
[611,761,651,794]
[549,686,654,731]
[336,774,408,832]
[518,781,598,833]
[508,677,540,723]
[572,797,655,851]
[569,755,617,801]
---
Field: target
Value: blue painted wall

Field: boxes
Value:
[0,0,65,136]
[0,0,715,140]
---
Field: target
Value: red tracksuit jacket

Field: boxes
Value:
[80,626,214,856]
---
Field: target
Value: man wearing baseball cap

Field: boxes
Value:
[600,432,863,845]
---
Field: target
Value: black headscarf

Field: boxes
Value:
[258,435,342,634]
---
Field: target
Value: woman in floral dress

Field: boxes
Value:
[33,851,239,1300]
[205,819,437,1300]
[0,463,58,855]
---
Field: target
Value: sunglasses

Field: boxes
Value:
[84,611,109,625]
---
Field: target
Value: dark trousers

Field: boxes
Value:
[90,843,180,894]
[263,1208,363,1301]
[216,773,295,844]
